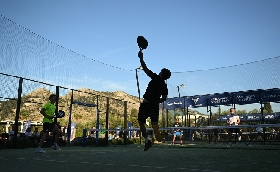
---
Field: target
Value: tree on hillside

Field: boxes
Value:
[109,114,123,128]
[20,109,30,120]
[249,108,259,114]
[236,109,247,115]
[0,100,17,121]
[130,108,138,117]
[164,112,176,127]
[217,106,222,115]
[129,116,139,128]
[220,109,230,116]
[263,102,273,114]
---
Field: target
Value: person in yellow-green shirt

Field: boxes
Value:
[35,94,62,153]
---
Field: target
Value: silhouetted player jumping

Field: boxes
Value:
[137,50,171,151]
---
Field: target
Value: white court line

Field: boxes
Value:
[140,166,151,168]
[81,162,89,163]
[93,163,101,164]
[129,165,139,167]
[57,161,66,162]
[177,168,186,170]
[155,167,165,169]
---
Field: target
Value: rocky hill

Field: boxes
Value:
[0,88,141,126]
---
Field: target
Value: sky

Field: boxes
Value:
[1,1,279,71]
[1,0,280,113]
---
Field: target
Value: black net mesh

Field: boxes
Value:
[1,15,280,149]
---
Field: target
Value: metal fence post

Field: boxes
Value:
[123,101,128,144]
[13,77,23,149]
[105,97,109,145]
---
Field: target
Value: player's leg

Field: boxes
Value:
[228,128,233,142]
[237,128,249,146]
[236,128,241,141]
[213,129,218,143]
[151,122,161,142]
[179,132,183,145]
[36,123,49,153]
[257,132,262,140]
[150,106,162,142]
[227,128,233,147]
[172,132,176,144]
[38,132,48,148]
[139,121,152,151]
[151,119,161,142]
[52,123,62,150]
[138,103,148,141]
[137,103,151,151]
[139,121,147,140]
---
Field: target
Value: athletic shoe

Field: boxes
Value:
[35,147,46,153]
[144,140,152,151]
[52,145,62,150]
[171,142,174,145]
[180,142,183,145]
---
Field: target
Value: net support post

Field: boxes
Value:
[105,97,109,145]
[13,77,23,148]
[123,101,128,145]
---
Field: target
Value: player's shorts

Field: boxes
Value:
[174,131,183,137]
[228,127,240,133]
[42,122,55,133]
[137,102,159,123]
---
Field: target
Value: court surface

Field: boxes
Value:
[0,143,279,172]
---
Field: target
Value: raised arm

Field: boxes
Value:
[138,51,151,75]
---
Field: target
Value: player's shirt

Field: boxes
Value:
[42,102,56,123]
[227,114,239,126]
[143,70,168,104]
[173,122,182,132]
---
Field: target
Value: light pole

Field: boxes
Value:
[177,84,186,98]
[176,84,186,126]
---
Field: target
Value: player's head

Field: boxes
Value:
[49,94,56,102]
[230,108,235,114]
[159,68,171,80]
[176,118,179,122]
